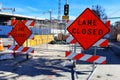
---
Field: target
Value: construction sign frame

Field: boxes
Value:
[8,20,34,59]
[65,8,111,79]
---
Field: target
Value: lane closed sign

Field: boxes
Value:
[67,8,110,50]
[10,21,32,46]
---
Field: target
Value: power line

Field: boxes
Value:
[108,17,120,19]
[109,9,120,16]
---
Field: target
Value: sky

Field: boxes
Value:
[0,0,120,24]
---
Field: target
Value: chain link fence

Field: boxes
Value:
[32,20,66,36]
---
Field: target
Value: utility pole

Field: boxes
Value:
[66,0,68,4]
[58,0,61,21]
[43,9,52,21]
[44,9,52,50]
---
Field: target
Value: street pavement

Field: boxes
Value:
[0,41,120,80]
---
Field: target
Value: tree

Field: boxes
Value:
[92,5,107,20]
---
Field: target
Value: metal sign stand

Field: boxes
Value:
[26,39,29,59]
[93,46,97,71]
[12,23,16,58]
[69,43,99,80]
[86,46,97,80]
[47,30,48,51]
[13,40,16,58]
[70,43,78,80]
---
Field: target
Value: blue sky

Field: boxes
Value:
[0,0,120,24]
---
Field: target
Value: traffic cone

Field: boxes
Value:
[0,38,4,51]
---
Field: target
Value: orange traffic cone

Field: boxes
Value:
[0,38,4,51]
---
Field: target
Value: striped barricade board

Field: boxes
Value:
[8,45,34,53]
[66,36,108,47]
[7,20,35,27]
[65,51,106,64]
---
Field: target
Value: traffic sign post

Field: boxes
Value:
[67,8,110,50]
[66,8,110,80]
[10,20,32,58]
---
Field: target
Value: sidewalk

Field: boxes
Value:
[90,65,120,80]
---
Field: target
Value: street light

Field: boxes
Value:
[49,9,52,21]
[43,9,52,50]
[43,9,52,21]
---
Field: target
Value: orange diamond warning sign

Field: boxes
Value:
[10,21,32,46]
[67,8,110,50]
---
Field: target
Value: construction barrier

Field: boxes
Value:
[23,34,54,46]
[65,51,106,64]
[8,45,34,53]
[66,36,108,47]
[7,20,35,27]
[0,38,4,51]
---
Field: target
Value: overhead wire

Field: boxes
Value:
[108,9,120,19]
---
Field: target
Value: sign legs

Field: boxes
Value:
[13,38,16,58]
[92,46,97,71]
[71,44,77,80]
[26,40,29,59]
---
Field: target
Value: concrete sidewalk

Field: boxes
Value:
[90,65,120,80]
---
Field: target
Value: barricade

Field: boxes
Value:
[65,51,106,64]
[8,45,34,53]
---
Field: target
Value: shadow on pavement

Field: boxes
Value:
[0,54,72,79]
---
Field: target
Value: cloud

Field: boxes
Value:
[16,7,26,13]
[15,6,42,17]
[27,6,39,12]
[69,15,77,20]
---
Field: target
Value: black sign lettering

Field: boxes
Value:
[82,20,86,25]
[93,29,97,35]
[78,20,81,25]
[72,28,103,35]
[93,20,97,26]
[72,28,80,34]
[88,29,92,34]
[14,34,27,37]
[82,28,86,34]
[78,19,97,26]
[72,28,77,34]
[87,20,92,26]
[17,28,24,31]
[98,29,103,35]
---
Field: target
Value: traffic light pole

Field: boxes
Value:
[63,1,77,79]
[66,0,68,4]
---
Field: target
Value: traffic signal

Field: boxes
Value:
[64,4,69,15]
